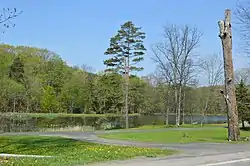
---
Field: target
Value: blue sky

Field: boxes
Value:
[1,0,248,84]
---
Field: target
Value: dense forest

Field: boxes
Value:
[0,43,227,116]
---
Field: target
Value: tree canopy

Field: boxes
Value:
[0,44,228,116]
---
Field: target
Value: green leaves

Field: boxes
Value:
[236,79,250,122]
[9,56,25,84]
[40,85,60,113]
[90,73,124,114]
[104,21,146,74]
[59,70,88,113]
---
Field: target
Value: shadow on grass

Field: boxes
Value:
[0,136,81,155]
[240,127,250,131]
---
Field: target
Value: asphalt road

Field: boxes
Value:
[2,128,250,166]
[89,151,250,166]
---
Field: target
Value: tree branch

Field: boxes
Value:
[0,8,23,33]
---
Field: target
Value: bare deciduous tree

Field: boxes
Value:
[200,53,224,126]
[81,64,95,73]
[235,68,250,84]
[152,24,202,126]
[0,8,22,33]
[235,0,250,54]
[201,53,224,86]
[152,71,174,125]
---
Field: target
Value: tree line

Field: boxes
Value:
[0,43,226,110]
[2,2,250,128]
[0,42,227,117]
[0,21,241,126]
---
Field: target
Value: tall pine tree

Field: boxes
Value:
[104,21,146,128]
[236,79,250,129]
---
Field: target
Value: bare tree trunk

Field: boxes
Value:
[201,99,208,127]
[190,109,193,124]
[177,84,182,127]
[124,57,129,129]
[125,83,129,128]
[242,119,245,129]
[218,9,240,141]
[165,107,169,126]
[174,85,179,126]
[182,91,186,125]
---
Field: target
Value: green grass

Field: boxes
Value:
[99,128,250,144]
[38,123,227,132]
[179,123,227,128]
[0,136,176,166]
[128,123,227,130]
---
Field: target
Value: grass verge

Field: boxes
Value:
[0,136,176,166]
[128,123,227,130]
[99,127,250,144]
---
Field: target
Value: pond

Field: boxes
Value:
[0,114,227,132]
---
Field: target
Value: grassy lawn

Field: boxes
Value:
[128,123,227,130]
[99,128,250,144]
[0,136,176,166]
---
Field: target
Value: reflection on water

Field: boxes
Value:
[0,114,227,132]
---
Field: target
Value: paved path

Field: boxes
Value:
[2,128,250,165]
[89,151,250,166]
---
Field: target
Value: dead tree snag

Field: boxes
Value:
[218,9,240,141]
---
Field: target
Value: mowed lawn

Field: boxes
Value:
[99,128,250,144]
[128,123,227,130]
[0,136,176,166]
